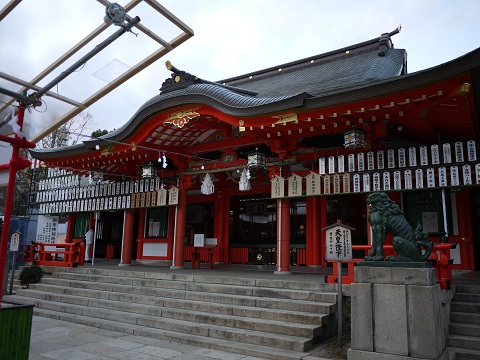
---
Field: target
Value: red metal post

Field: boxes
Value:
[0,103,26,305]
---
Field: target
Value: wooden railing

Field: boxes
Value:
[29,241,84,267]
[326,243,457,290]
[229,248,249,264]
[184,245,216,268]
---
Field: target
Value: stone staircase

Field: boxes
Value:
[448,283,480,359]
[4,267,338,360]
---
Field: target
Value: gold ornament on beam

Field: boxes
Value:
[272,113,298,126]
[164,107,200,128]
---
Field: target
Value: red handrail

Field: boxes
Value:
[327,243,457,290]
[31,241,83,267]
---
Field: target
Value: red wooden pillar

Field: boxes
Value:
[222,192,231,264]
[456,189,474,270]
[136,208,146,259]
[214,188,228,264]
[66,213,76,243]
[276,198,291,274]
[306,197,322,267]
[171,176,188,268]
[121,209,135,265]
[167,206,176,260]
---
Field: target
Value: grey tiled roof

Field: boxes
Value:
[224,49,407,99]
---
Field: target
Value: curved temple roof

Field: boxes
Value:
[30,27,480,182]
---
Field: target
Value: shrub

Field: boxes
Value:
[19,265,44,288]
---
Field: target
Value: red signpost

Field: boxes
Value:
[0,103,36,305]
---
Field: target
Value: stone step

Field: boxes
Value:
[452,301,480,314]
[450,312,480,325]
[455,285,480,295]
[40,276,336,314]
[52,271,336,303]
[25,282,330,325]
[454,292,480,303]
[448,347,480,359]
[448,334,480,351]
[13,287,324,338]
[58,267,335,292]
[450,322,480,337]
[5,266,338,357]
[28,307,310,360]
[8,294,315,352]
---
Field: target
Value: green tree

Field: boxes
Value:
[91,129,109,138]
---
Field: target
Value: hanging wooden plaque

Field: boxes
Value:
[328,156,335,174]
[353,174,361,192]
[409,147,417,167]
[431,144,440,164]
[443,143,452,164]
[348,154,355,172]
[288,174,302,197]
[427,168,435,188]
[420,146,428,166]
[338,155,345,173]
[362,173,370,192]
[404,170,412,189]
[145,192,151,207]
[343,173,350,193]
[373,173,380,191]
[462,165,472,185]
[415,169,424,189]
[467,140,477,161]
[377,150,385,170]
[333,174,341,194]
[455,142,464,163]
[398,148,406,168]
[157,188,167,206]
[169,186,179,205]
[271,176,285,198]
[388,149,395,169]
[319,157,326,175]
[323,175,331,194]
[450,166,460,186]
[383,172,391,191]
[357,153,365,171]
[439,167,447,187]
[367,151,375,170]
[305,172,321,196]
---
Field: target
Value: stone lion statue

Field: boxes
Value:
[366,192,433,262]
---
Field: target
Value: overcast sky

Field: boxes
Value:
[1,0,480,140]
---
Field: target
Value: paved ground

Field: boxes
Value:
[28,316,332,360]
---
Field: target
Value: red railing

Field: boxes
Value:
[229,248,249,264]
[30,241,84,267]
[184,245,216,268]
[327,243,457,290]
[296,248,307,266]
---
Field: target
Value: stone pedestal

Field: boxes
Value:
[348,266,450,360]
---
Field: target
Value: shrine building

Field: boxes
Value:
[29,27,480,272]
